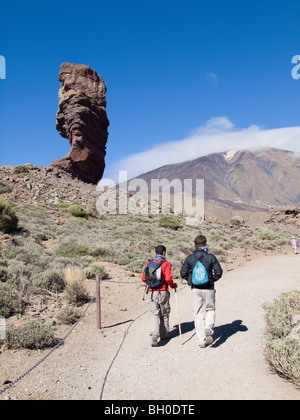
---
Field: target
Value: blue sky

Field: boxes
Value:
[1,0,300,181]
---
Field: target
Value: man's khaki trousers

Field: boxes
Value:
[149,290,171,339]
[192,288,216,346]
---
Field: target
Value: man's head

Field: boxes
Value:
[155,245,166,256]
[194,235,207,248]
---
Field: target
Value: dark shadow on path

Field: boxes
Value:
[212,320,248,348]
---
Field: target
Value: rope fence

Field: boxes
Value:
[0,278,103,397]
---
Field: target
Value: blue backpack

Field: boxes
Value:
[192,254,209,286]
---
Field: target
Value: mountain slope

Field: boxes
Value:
[134,148,300,221]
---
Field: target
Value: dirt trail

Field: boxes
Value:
[101,254,300,401]
[1,254,299,400]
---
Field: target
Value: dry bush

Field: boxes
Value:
[263,291,300,388]
[0,283,22,317]
[5,320,54,350]
[63,267,89,306]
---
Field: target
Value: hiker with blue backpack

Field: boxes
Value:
[142,245,178,347]
[180,235,223,348]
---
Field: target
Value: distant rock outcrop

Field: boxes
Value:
[51,62,109,184]
[264,207,300,231]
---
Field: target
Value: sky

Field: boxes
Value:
[1,0,300,183]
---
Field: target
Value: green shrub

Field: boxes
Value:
[4,261,36,288]
[0,198,19,233]
[57,203,72,210]
[263,291,300,387]
[258,230,280,241]
[56,242,92,258]
[5,321,54,349]
[158,215,182,230]
[13,165,29,174]
[263,291,300,338]
[67,204,88,218]
[0,180,13,194]
[83,264,106,280]
[32,269,65,293]
[57,203,88,218]
[0,283,22,317]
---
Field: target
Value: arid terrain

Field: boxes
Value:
[0,250,299,400]
[0,157,299,400]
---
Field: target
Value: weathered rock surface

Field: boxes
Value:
[264,206,300,231]
[0,164,98,211]
[51,62,109,184]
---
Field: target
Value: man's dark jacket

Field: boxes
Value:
[180,247,223,290]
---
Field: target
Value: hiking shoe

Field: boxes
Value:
[151,334,158,347]
[205,328,213,346]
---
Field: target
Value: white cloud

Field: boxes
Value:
[206,72,218,86]
[102,117,300,184]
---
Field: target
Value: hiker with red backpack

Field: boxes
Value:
[142,245,178,347]
[180,235,223,348]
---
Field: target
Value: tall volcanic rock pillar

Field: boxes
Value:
[51,62,109,184]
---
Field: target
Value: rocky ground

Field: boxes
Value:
[0,164,98,211]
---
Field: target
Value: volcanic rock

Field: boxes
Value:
[51,62,109,184]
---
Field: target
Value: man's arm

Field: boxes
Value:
[212,255,223,282]
[163,261,177,289]
[180,257,192,280]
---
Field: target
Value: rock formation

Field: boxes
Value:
[51,62,109,184]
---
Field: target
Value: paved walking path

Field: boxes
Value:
[102,254,300,400]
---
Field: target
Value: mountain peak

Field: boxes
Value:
[135,148,300,222]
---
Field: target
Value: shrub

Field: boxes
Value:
[0,180,13,194]
[54,306,79,325]
[57,203,71,210]
[91,245,110,258]
[13,165,29,174]
[158,215,182,230]
[263,291,300,339]
[32,269,65,293]
[57,203,88,219]
[64,267,89,306]
[67,204,88,219]
[0,198,18,233]
[56,242,92,258]
[4,261,36,289]
[0,283,22,317]
[258,230,280,241]
[5,321,54,349]
[263,291,300,387]
[83,264,106,280]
